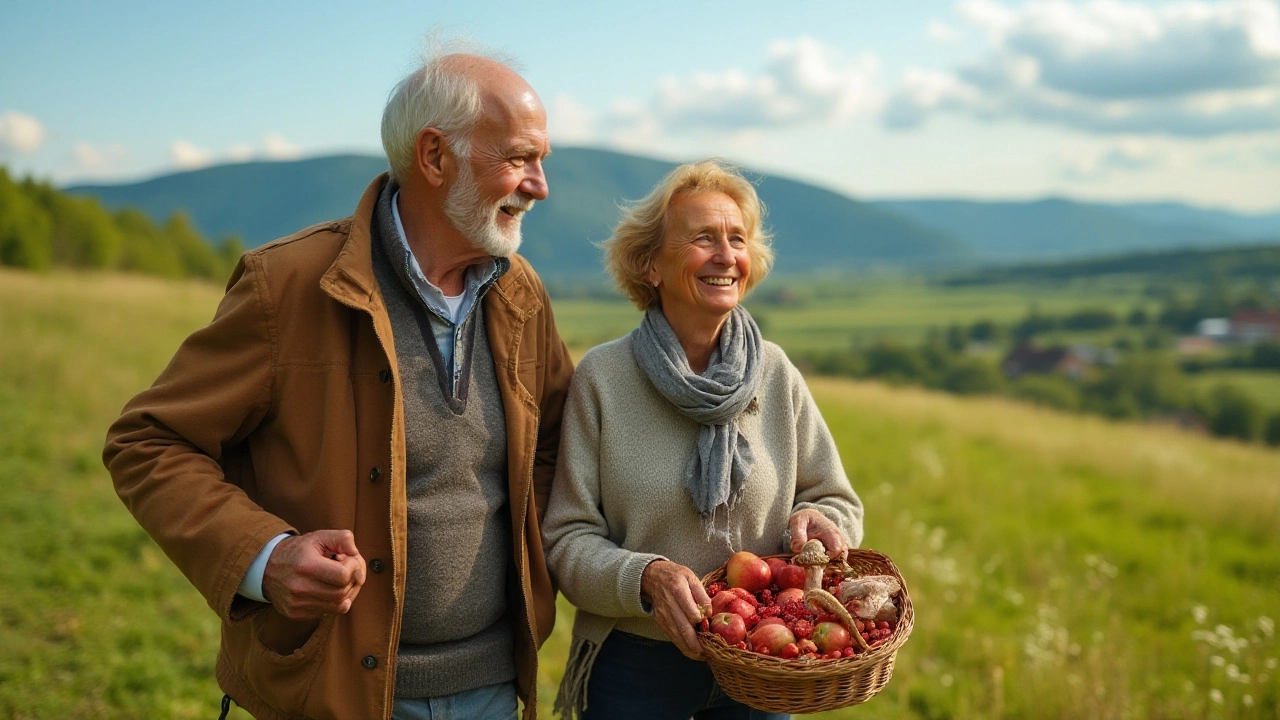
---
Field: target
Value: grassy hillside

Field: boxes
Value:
[2,268,1277,719]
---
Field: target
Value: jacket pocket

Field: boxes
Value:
[224,609,335,715]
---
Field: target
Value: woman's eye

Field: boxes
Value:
[730,236,747,245]
[694,236,713,246]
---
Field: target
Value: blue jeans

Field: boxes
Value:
[392,681,518,720]
[583,631,790,720]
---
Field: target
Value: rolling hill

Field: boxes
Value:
[67,149,972,278]
[871,197,1280,262]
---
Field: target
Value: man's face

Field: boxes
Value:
[444,88,550,257]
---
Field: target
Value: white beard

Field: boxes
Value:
[444,160,530,257]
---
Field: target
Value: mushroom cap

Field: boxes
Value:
[793,539,829,566]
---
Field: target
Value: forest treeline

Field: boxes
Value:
[0,167,240,280]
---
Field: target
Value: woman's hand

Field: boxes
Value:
[640,559,712,659]
[788,508,849,562]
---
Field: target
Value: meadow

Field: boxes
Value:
[2,267,1277,719]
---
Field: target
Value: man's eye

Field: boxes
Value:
[510,157,526,167]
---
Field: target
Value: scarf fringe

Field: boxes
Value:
[553,635,603,720]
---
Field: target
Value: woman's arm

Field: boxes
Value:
[541,361,667,620]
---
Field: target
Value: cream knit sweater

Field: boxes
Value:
[543,331,864,702]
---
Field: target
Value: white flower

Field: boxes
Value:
[1209,689,1223,705]
[1192,605,1208,625]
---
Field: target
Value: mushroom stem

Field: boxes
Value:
[803,565,824,593]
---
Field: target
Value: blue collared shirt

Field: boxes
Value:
[390,191,505,395]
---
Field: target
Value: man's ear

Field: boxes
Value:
[415,128,449,188]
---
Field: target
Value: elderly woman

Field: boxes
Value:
[543,160,863,720]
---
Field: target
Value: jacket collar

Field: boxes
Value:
[321,173,541,319]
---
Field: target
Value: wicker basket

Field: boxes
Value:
[697,548,914,714]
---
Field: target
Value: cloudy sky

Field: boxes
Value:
[2,0,1279,211]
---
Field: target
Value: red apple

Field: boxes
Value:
[725,551,772,593]
[727,598,757,620]
[774,564,807,590]
[775,588,805,605]
[765,557,788,579]
[748,623,796,655]
[709,612,747,645]
[711,591,738,616]
[811,622,851,654]
[754,617,786,630]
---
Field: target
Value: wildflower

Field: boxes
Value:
[1192,605,1208,625]
[1211,655,1225,667]
[1244,694,1254,708]
[1259,616,1275,639]
[940,674,954,687]
[1209,689,1223,705]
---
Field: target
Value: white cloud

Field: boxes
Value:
[0,111,47,153]
[262,132,301,160]
[647,38,882,132]
[170,139,214,169]
[572,37,883,148]
[547,93,598,145]
[1058,138,1165,180]
[227,144,255,162]
[887,0,1280,135]
[71,141,130,174]
[927,19,963,44]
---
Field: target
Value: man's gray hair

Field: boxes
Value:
[380,38,518,180]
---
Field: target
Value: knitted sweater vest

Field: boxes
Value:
[371,185,515,698]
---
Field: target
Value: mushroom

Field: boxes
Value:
[793,539,830,593]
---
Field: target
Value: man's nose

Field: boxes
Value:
[520,159,549,201]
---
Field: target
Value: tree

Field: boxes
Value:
[1208,384,1263,442]
[1265,412,1280,447]
[0,169,53,269]
[942,358,1005,395]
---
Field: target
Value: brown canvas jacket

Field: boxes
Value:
[103,174,574,720]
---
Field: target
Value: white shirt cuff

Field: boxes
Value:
[236,532,291,603]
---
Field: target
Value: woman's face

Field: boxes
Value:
[648,191,752,324]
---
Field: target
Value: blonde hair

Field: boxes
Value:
[603,159,774,310]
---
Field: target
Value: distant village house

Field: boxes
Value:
[1001,342,1111,380]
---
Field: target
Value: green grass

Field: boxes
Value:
[3,267,1278,719]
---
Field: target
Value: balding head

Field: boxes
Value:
[381,48,541,180]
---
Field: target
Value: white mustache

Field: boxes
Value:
[500,194,535,214]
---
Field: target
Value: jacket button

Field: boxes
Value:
[369,467,381,482]
[362,655,378,669]
[379,369,392,383]
[369,558,384,573]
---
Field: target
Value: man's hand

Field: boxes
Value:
[788,508,849,562]
[640,559,712,660]
[262,529,367,620]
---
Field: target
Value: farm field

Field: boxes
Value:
[2,268,1277,719]
[555,275,1151,353]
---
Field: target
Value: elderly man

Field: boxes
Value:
[103,48,573,720]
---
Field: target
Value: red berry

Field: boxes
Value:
[791,620,814,639]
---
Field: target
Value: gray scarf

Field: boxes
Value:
[632,305,763,517]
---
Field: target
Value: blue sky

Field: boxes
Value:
[2,0,1279,210]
